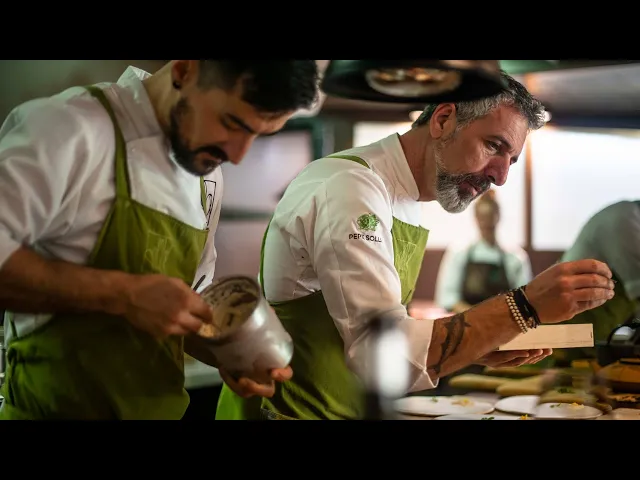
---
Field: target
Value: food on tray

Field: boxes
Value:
[448,373,512,391]
[496,375,546,397]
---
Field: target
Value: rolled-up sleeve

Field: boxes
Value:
[0,100,89,269]
[310,167,437,392]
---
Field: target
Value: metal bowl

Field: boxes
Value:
[185,276,293,382]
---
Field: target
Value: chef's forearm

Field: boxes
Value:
[426,295,521,380]
[0,246,131,316]
[451,301,472,314]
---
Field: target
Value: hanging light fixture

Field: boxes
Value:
[321,60,506,104]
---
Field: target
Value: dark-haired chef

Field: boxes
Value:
[0,60,320,420]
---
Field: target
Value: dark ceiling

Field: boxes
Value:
[319,60,640,121]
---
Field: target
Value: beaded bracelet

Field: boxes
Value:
[505,291,529,334]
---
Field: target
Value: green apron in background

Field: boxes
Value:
[550,273,639,366]
[0,86,209,420]
[215,154,430,420]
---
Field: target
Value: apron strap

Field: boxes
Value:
[84,86,207,218]
[259,217,273,298]
[326,154,370,169]
[84,86,130,199]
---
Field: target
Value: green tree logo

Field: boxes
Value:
[357,213,380,232]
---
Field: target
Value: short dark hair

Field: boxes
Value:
[197,60,320,115]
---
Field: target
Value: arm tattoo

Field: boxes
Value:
[428,313,471,375]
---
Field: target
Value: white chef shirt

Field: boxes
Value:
[261,134,438,392]
[561,200,640,301]
[0,66,223,343]
[435,240,533,311]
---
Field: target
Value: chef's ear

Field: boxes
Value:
[170,60,198,90]
[429,103,457,140]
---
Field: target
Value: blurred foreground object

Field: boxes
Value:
[362,315,410,420]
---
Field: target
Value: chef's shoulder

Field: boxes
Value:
[286,155,391,204]
[0,86,115,165]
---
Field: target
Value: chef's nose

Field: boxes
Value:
[485,160,510,186]
[227,135,256,166]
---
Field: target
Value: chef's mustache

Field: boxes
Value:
[192,145,229,164]
[451,173,491,195]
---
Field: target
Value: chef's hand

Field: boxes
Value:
[219,367,293,399]
[475,349,553,368]
[524,259,615,324]
[121,274,212,338]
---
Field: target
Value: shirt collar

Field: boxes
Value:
[112,66,164,140]
[379,133,420,201]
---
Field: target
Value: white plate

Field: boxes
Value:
[494,395,540,416]
[394,396,494,417]
[435,414,525,420]
[534,402,603,420]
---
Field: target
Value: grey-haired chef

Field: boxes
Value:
[217,70,616,420]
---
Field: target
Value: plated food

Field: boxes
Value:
[394,395,494,417]
[434,413,527,420]
[533,402,603,420]
[494,395,540,416]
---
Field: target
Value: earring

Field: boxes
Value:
[172,80,181,90]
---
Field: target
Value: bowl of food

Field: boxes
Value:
[185,276,294,383]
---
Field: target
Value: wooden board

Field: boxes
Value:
[497,324,593,351]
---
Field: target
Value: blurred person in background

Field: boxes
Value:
[435,189,533,314]
[216,70,616,420]
[0,60,320,420]
[551,200,640,366]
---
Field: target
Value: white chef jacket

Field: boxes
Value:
[435,240,533,311]
[562,200,640,300]
[0,66,223,343]
[262,133,438,392]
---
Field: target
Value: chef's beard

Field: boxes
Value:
[168,98,228,177]
[434,140,491,214]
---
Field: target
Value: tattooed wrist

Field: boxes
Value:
[427,312,471,376]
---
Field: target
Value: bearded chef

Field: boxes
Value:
[216,71,616,420]
[0,60,320,420]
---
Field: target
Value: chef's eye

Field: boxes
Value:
[221,116,242,132]
[486,140,500,152]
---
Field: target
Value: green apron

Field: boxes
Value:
[215,154,429,420]
[0,86,209,420]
